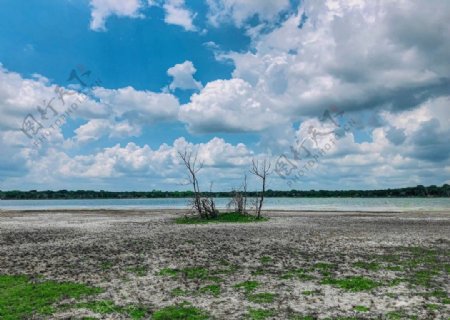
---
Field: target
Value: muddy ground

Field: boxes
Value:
[0,209,449,319]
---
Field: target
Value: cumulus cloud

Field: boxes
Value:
[16,137,255,190]
[179,78,288,133]
[89,0,144,31]
[167,61,202,91]
[207,0,290,27]
[215,0,450,132]
[163,0,196,31]
[93,86,179,123]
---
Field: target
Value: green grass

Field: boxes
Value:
[199,285,221,297]
[182,267,209,280]
[321,276,380,292]
[0,274,102,320]
[152,303,209,320]
[260,256,273,264]
[411,269,439,287]
[170,288,190,297]
[301,290,319,296]
[75,300,147,319]
[100,261,113,271]
[280,269,315,281]
[126,266,148,277]
[234,280,261,294]
[353,261,380,271]
[289,315,315,320]
[425,303,439,311]
[247,292,277,304]
[246,308,274,320]
[175,212,269,224]
[353,305,370,312]
[158,268,180,277]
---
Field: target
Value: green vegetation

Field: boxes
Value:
[100,261,113,271]
[2,184,448,199]
[127,266,148,277]
[281,269,315,280]
[353,261,380,271]
[289,315,315,320]
[301,290,319,296]
[246,308,275,320]
[176,212,269,224]
[170,288,189,297]
[234,280,261,294]
[158,268,179,277]
[152,303,209,320]
[75,300,146,319]
[199,285,221,297]
[322,276,380,292]
[353,305,370,312]
[247,293,277,304]
[0,275,101,320]
[260,256,273,264]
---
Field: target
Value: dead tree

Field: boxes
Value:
[178,149,204,217]
[250,158,271,219]
[178,149,218,219]
[227,174,248,214]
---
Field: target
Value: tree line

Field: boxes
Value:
[0,184,448,200]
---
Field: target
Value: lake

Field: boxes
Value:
[0,197,449,212]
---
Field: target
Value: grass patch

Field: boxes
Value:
[246,308,274,320]
[0,274,102,320]
[353,261,380,271]
[322,276,380,292]
[175,212,269,224]
[411,269,439,287]
[170,288,190,297]
[199,285,221,297]
[158,268,180,277]
[127,266,148,277]
[260,256,273,264]
[353,305,370,312]
[301,290,319,296]
[247,292,277,304]
[100,261,113,271]
[281,269,315,281]
[289,315,315,320]
[234,280,261,294]
[182,267,209,280]
[75,300,146,319]
[152,303,209,320]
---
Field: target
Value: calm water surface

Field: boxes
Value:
[0,198,449,212]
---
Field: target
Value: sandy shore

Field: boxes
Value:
[0,209,449,319]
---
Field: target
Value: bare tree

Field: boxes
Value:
[178,148,218,219]
[227,174,248,215]
[250,158,271,219]
[178,149,204,217]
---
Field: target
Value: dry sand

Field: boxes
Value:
[0,209,449,319]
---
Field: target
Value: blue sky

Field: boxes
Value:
[0,0,449,191]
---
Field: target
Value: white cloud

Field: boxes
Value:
[93,86,180,123]
[163,0,196,31]
[179,78,288,133]
[207,0,290,27]
[167,60,202,91]
[89,0,144,31]
[17,137,255,190]
[74,119,141,143]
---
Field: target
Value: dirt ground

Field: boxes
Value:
[0,209,449,319]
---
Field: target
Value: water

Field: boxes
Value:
[0,197,449,212]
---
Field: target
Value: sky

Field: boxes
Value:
[0,0,449,191]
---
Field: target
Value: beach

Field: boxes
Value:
[0,209,449,319]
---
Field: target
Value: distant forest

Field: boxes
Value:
[0,184,449,199]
